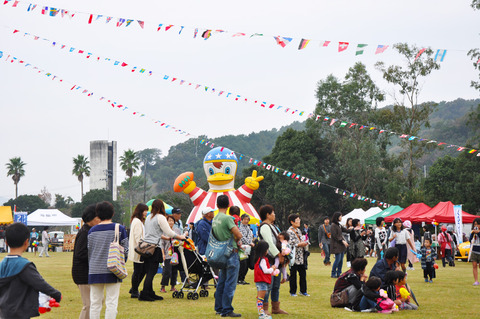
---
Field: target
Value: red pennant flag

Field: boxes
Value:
[322,41,330,47]
[88,14,93,24]
[338,42,349,52]
[121,62,127,67]
[13,29,19,34]
[137,20,144,29]
[415,48,426,60]
[165,25,174,31]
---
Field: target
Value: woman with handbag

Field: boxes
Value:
[331,258,368,309]
[87,201,128,319]
[330,212,349,278]
[139,199,185,301]
[128,203,148,298]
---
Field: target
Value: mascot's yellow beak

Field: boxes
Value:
[207,173,234,185]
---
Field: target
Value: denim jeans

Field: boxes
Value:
[331,252,344,277]
[214,252,240,315]
[264,272,281,302]
[359,296,377,310]
[323,243,331,264]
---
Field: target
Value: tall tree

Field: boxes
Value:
[38,186,52,206]
[5,157,26,199]
[307,62,402,207]
[137,148,162,202]
[119,149,140,215]
[376,43,441,189]
[72,155,90,201]
[3,195,47,212]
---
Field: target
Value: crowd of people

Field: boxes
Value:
[1,202,479,318]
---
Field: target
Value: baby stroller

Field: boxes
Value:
[171,238,217,300]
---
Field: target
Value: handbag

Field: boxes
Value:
[205,230,234,269]
[330,289,349,307]
[135,239,159,258]
[170,252,179,265]
[107,223,128,280]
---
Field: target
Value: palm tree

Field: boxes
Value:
[119,149,140,215]
[72,155,90,201]
[6,157,26,199]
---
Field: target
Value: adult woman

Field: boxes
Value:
[331,212,349,278]
[344,218,353,267]
[287,214,309,297]
[238,212,254,285]
[349,219,367,261]
[139,199,185,301]
[258,205,287,315]
[128,203,148,298]
[332,258,368,310]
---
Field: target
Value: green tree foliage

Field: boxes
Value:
[307,62,403,208]
[376,43,441,188]
[424,153,480,214]
[54,194,67,209]
[72,155,90,201]
[249,128,335,229]
[117,176,149,219]
[472,0,480,10]
[119,149,140,215]
[5,157,26,199]
[3,195,48,212]
[137,148,162,202]
[71,189,123,223]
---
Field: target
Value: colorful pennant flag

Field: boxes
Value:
[415,48,426,60]
[434,49,447,62]
[202,30,212,40]
[338,42,349,52]
[375,45,388,54]
[322,41,331,47]
[355,44,368,55]
[298,39,310,50]
[274,36,293,48]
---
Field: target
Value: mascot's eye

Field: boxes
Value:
[225,167,231,174]
[209,168,214,175]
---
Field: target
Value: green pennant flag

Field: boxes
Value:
[356,44,368,55]
[340,121,347,127]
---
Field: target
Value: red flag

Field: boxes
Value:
[121,62,128,67]
[415,48,426,60]
[88,14,93,24]
[322,41,330,47]
[137,20,144,29]
[13,29,19,34]
[338,42,349,52]
[165,25,174,31]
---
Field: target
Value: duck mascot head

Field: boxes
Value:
[173,146,263,224]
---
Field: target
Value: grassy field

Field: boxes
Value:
[1,251,479,318]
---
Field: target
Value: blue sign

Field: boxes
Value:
[14,212,28,225]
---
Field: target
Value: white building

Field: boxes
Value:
[89,140,117,200]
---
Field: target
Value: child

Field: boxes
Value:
[389,218,416,272]
[375,217,388,261]
[469,218,480,285]
[383,270,400,301]
[438,225,455,267]
[359,276,397,313]
[275,231,291,283]
[420,238,437,283]
[0,222,61,318]
[254,240,277,319]
[394,271,418,310]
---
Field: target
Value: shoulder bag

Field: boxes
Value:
[205,230,234,269]
[330,289,349,307]
[107,223,128,280]
[135,238,161,258]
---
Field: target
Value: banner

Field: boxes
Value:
[453,204,463,244]
[14,212,28,225]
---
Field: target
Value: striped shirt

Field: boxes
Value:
[88,223,128,284]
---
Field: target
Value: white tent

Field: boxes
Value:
[27,209,78,226]
[359,207,383,225]
[341,208,365,225]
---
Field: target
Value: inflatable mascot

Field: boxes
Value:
[173,146,264,224]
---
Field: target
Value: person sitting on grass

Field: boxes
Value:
[0,222,61,318]
[332,257,368,310]
[369,247,400,288]
[394,271,418,310]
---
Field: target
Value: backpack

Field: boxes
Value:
[248,223,282,270]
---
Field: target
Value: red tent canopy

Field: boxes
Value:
[410,201,478,224]
[384,203,431,224]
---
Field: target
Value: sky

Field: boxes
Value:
[0,0,479,205]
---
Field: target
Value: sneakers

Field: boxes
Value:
[429,280,433,283]
[407,267,414,270]
[300,292,310,297]
[473,281,480,286]
[344,307,353,312]
[221,312,241,317]
[361,308,376,313]
[346,261,351,268]
[290,293,297,297]
[259,314,272,319]
[425,278,429,283]
[170,287,178,292]
[160,287,167,293]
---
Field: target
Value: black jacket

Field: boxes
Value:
[0,255,61,319]
[72,224,92,284]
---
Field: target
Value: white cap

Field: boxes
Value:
[202,207,215,215]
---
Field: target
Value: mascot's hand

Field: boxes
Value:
[245,170,264,190]
[173,172,196,194]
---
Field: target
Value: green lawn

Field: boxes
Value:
[1,252,479,318]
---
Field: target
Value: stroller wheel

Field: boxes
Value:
[178,291,184,299]
[199,290,205,297]
[172,291,178,299]
[204,290,209,297]
[192,292,199,300]
[187,292,193,300]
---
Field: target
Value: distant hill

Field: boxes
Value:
[142,98,479,196]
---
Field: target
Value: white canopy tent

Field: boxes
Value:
[359,207,383,225]
[27,209,78,226]
[341,208,365,225]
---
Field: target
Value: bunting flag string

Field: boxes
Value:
[196,139,392,208]
[0,0,458,60]
[313,115,480,157]
[4,25,313,118]
[0,49,194,137]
